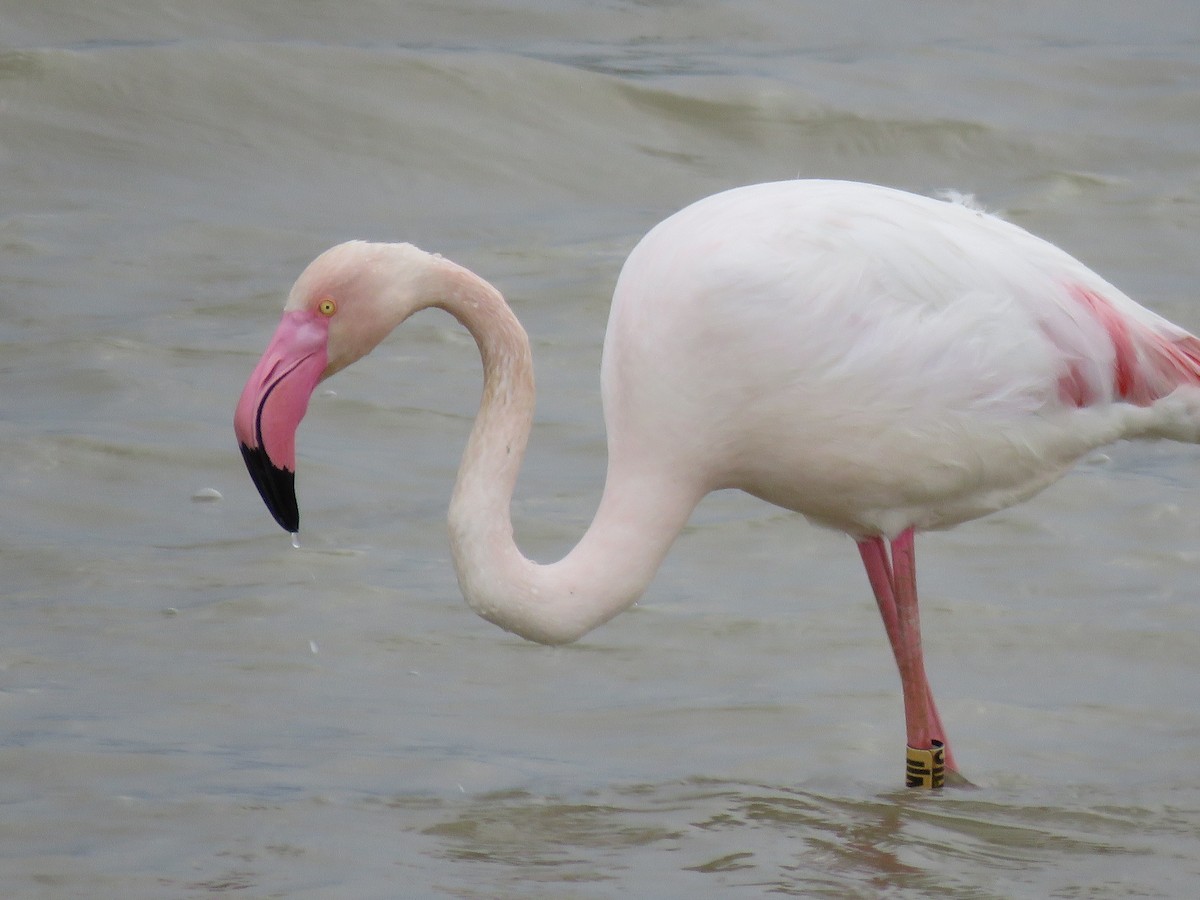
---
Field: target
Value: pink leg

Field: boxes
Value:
[857,531,957,774]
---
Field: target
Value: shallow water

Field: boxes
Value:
[4,1,1200,896]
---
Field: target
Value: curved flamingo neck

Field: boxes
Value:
[430,259,697,644]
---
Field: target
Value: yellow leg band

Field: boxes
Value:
[905,741,945,789]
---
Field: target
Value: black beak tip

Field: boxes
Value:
[239,442,300,533]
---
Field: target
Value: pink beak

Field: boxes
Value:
[234,310,330,533]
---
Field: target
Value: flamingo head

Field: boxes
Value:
[234,241,434,533]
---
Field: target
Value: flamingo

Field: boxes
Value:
[235,180,1200,787]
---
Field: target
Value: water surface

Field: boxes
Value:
[4,1,1200,896]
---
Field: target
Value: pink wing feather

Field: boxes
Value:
[1055,284,1200,408]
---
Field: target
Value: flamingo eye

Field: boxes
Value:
[318,298,337,317]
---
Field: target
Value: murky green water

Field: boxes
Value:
[4,1,1200,895]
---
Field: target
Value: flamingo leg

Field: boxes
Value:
[857,530,957,783]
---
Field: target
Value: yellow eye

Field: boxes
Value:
[318,298,337,317]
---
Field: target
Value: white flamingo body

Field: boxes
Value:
[236,179,1200,784]
[606,181,1198,535]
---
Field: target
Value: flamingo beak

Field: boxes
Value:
[234,310,330,533]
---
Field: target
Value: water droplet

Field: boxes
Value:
[191,487,222,502]
[309,640,319,654]
[290,533,301,549]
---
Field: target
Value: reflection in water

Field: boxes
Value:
[411,778,1191,896]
